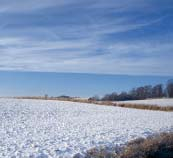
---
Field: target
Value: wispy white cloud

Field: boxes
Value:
[0,0,172,75]
[0,35,173,75]
[0,0,169,13]
[0,0,71,12]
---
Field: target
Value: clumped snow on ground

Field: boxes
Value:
[116,98,173,107]
[0,99,173,158]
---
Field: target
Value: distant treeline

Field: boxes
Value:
[89,80,173,101]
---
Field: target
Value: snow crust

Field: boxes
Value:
[0,98,173,158]
[116,98,173,107]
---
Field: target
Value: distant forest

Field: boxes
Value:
[90,80,173,101]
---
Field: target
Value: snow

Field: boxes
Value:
[116,98,173,107]
[0,98,173,158]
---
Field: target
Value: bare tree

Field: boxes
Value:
[45,94,48,100]
[152,84,163,98]
[166,80,173,98]
[89,95,100,101]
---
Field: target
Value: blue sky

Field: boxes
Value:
[0,71,172,97]
[0,0,173,97]
[0,0,173,75]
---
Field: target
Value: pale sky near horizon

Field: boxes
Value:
[0,71,172,97]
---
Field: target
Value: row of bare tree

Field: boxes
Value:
[90,80,173,101]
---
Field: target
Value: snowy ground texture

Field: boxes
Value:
[0,99,173,158]
[116,98,173,107]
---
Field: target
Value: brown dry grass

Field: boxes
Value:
[77,133,173,158]
[120,132,173,158]
[116,103,173,112]
[14,97,173,111]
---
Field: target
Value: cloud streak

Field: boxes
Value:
[0,0,172,75]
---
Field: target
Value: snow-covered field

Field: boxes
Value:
[0,99,173,158]
[116,98,173,107]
